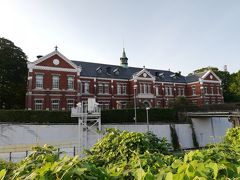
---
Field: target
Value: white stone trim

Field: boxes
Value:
[33,50,78,69]
[202,80,222,84]
[31,94,47,96]
[202,70,221,82]
[187,81,199,85]
[34,66,77,72]
[137,94,154,99]
[49,94,62,96]
[80,76,129,81]
[65,94,77,97]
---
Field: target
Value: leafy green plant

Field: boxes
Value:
[0,127,240,179]
[85,128,171,166]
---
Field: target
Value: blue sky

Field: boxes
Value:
[1,0,240,75]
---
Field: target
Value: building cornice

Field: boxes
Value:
[34,66,78,72]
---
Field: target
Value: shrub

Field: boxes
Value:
[101,108,178,124]
[0,110,77,123]
[84,128,171,166]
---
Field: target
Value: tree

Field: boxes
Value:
[0,37,28,109]
[168,96,189,109]
[193,66,219,74]
[229,71,240,102]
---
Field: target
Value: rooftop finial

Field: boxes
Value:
[120,48,128,68]
[55,45,58,51]
[122,48,127,58]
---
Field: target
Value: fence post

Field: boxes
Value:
[73,146,76,156]
[9,152,12,162]
[57,148,60,158]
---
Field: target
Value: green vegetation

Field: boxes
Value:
[102,108,178,123]
[0,110,77,123]
[0,108,178,124]
[0,37,28,109]
[169,124,181,151]
[1,127,240,179]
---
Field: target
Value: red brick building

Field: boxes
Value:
[26,48,224,111]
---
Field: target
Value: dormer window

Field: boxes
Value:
[170,72,181,79]
[113,68,119,75]
[106,67,111,75]
[96,67,102,73]
[159,72,164,78]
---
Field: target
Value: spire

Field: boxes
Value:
[122,48,126,58]
[120,48,128,68]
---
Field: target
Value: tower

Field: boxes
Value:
[120,48,128,68]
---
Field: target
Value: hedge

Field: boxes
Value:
[101,108,178,124]
[0,110,77,124]
[0,108,178,124]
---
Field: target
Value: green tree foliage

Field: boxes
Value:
[168,96,189,109]
[0,37,28,109]
[193,66,218,74]
[229,71,240,102]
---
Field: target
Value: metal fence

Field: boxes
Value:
[0,146,80,162]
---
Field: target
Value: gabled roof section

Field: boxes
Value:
[133,68,155,80]
[202,70,221,82]
[186,70,221,83]
[33,50,78,69]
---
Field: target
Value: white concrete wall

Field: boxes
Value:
[0,118,231,153]
[0,124,79,147]
[175,124,195,149]
[192,117,232,147]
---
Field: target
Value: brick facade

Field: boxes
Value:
[26,50,224,110]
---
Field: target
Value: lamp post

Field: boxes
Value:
[146,107,150,131]
[134,85,137,124]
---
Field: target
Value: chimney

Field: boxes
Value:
[37,55,43,59]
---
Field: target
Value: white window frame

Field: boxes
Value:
[51,99,60,111]
[104,83,109,94]
[36,74,43,89]
[192,86,196,95]
[156,86,159,95]
[204,86,208,94]
[98,83,103,94]
[165,86,172,96]
[122,84,127,94]
[67,76,74,90]
[211,87,214,94]
[144,84,147,94]
[117,84,121,94]
[52,75,60,89]
[99,101,110,110]
[67,99,74,111]
[147,84,151,94]
[34,99,43,110]
[82,82,90,94]
[140,84,143,94]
